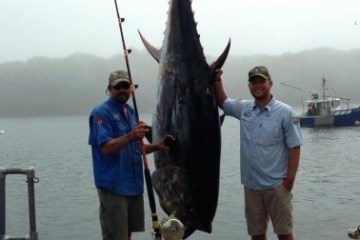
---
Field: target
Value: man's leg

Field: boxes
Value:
[278,233,293,240]
[244,187,268,239]
[98,189,130,240]
[252,234,267,240]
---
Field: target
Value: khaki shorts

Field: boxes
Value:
[244,185,293,236]
[97,188,145,240]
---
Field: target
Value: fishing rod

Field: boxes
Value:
[112,1,162,239]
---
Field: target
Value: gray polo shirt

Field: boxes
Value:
[223,97,303,190]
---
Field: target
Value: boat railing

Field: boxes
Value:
[0,167,39,240]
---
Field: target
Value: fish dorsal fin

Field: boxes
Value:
[138,29,162,63]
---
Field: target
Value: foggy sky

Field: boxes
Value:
[1,0,360,63]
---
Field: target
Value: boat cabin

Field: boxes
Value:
[305,94,341,116]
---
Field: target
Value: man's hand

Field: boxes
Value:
[156,135,176,151]
[213,68,223,82]
[209,62,223,82]
[282,178,294,191]
[128,122,150,141]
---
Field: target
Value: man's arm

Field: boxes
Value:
[144,135,175,154]
[213,69,228,108]
[283,146,301,191]
[101,123,149,155]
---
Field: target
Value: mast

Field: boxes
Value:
[322,77,327,100]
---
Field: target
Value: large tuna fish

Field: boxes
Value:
[139,0,230,238]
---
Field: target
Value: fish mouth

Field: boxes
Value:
[152,165,215,235]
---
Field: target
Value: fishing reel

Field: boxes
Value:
[348,225,360,239]
[158,213,185,240]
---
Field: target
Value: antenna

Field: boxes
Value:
[279,82,314,95]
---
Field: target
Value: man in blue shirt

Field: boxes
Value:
[212,66,303,240]
[88,70,173,240]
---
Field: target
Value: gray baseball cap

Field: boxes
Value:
[108,70,130,86]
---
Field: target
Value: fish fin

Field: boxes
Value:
[145,126,152,143]
[138,29,162,63]
[183,226,196,239]
[210,38,231,69]
[220,114,226,126]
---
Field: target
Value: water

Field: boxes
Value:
[1,114,360,240]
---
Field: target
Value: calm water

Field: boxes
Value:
[1,114,360,240]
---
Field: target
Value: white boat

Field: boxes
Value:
[282,78,360,127]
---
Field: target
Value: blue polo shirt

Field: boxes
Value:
[223,97,303,190]
[88,98,144,196]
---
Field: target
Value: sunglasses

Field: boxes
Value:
[249,78,267,85]
[113,83,130,90]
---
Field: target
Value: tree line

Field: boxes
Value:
[1,48,359,117]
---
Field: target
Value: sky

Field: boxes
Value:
[1,0,360,63]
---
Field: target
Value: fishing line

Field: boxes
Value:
[112,0,162,239]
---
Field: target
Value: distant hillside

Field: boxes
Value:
[1,48,359,117]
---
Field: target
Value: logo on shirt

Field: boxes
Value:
[95,116,104,125]
[244,110,252,117]
[113,113,121,120]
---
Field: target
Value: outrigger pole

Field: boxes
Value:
[112,1,162,239]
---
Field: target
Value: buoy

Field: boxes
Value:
[0,130,4,134]
[354,121,360,126]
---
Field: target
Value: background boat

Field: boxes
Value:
[281,78,360,127]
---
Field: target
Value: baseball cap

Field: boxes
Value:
[108,70,131,86]
[248,66,271,81]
